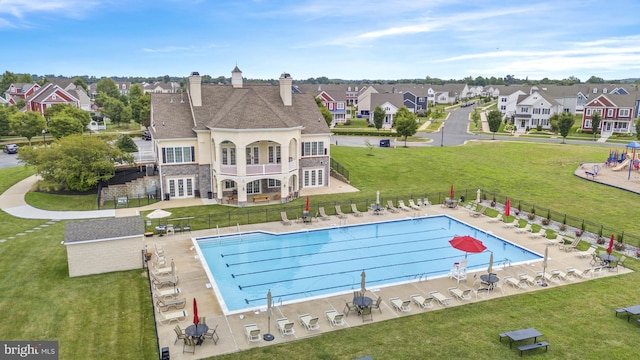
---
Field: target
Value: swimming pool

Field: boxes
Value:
[196,215,542,313]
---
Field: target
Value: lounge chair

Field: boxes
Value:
[559,237,580,252]
[502,217,518,228]
[386,200,400,213]
[469,205,486,218]
[335,205,347,219]
[397,200,411,212]
[151,272,179,288]
[417,199,424,207]
[155,244,165,256]
[276,318,295,336]
[389,297,412,313]
[423,198,432,206]
[552,268,575,281]
[538,271,561,283]
[576,245,597,258]
[448,287,473,301]
[153,287,181,301]
[411,294,434,309]
[546,236,562,246]
[429,290,452,306]
[528,228,547,239]
[158,310,188,325]
[298,313,320,331]
[153,262,172,276]
[515,223,532,234]
[408,199,421,210]
[281,212,292,225]
[487,212,502,223]
[244,324,261,343]
[156,297,186,311]
[325,310,345,327]
[518,273,541,286]
[504,276,528,289]
[318,207,331,220]
[350,204,364,217]
[571,267,592,279]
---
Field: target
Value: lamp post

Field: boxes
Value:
[42,129,46,147]
[440,124,445,147]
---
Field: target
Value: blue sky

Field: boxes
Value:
[2,0,640,81]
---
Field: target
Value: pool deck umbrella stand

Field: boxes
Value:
[263,289,274,341]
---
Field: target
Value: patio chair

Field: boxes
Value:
[343,300,359,317]
[351,204,364,217]
[158,310,188,325]
[244,324,261,343]
[183,337,196,354]
[448,286,473,301]
[335,205,348,219]
[318,207,331,220]
[361,306,373,322]
[325,310,345,327]
[173,325,187,345]
[203,324,219,345]
[386,200,400,213]
[411,294,434,309]
[389,297,412,313]
[298,313,320,331]
[429,291,452,306]
[281,212,292,225]
[504,276,528,290]
[515,223,532,234]
[276,318,295,336]
[408,199,421,210]
[610,256,626,272]
[370,296,383,313]
[397,200,411,212]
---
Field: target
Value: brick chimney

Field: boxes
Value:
[188,71,202,107]
[231,66,243,88]
[279,73,292,106]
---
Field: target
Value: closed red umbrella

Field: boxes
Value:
[505,198,510,217]
[193,298,199,325]
[607,234,615,254]
[305,196,310,212]
[449,185,454,199]
[449,235,486,257]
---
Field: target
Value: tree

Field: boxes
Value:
[9,111,46,145]
[557,112,575,143]
[636,118,640,140]
[96,77,120,98]
[486,110,503,139]
[373,106,385,130]
[586,76,605,84]
[115,134,138,152]
[549,113,560,133]
[0,105,18,138]
[48,115,84,139]
[101,97,128,126]
[17,134,134,191]
[471,109,481,129]
[44,104,91,128]
[72,77,88,92]
[128,84,145,124]
[314,97,333,126]
[0,71,18,94]
[394,107,418,147]
[591,111,601,141]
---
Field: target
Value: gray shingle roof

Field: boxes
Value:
[64,216,144,243]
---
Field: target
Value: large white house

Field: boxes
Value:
[148,67,332,206]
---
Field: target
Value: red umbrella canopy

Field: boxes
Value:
[505,198,511,217]
[607,234,615,254]
[449,235,487,253]
[193,298,199,325]
[305,196,310,212]
[449,185,455,199]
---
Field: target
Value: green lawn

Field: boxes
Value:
[2,141,640,359]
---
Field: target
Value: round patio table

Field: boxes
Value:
[599,254,617,266]
[353,296,373,308]
[480,273,499,290]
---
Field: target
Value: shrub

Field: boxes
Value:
[536,125,543,131]
[527,213,536,220]
[541,218,550,225]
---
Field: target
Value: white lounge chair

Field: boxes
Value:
[325,310,345,327]
[276,318,295,336]
[528,228,547,238]
[576,245,597,258]
[386,200,400,213]
[487,212,502,223]
[408,199,421,210]
[397,200,411,212]
[518,273,542,286]
[298,313,320,331]
[448,287,473,301]
[153,287,181,301]
[244,324,261,343]
[158,310,188,325]
[350,204,364,217]
[410,294,434,309]
[281,212,292,225]
[538,271,561,283]
[429,291,452,306]
[552,268,575,281]
[335,205,347,219]
[504,276,528,289]
[318,207,331,220]
[423,198,431,206]
[502,217,519,228]
[515,223,532,234]
[389,297,412,312]
[559,237,580,252]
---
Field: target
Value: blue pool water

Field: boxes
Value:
[196,215,542,313]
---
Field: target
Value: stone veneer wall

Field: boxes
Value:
[100,176,159,206]
[298,156,330,189]
[66,236,143,277]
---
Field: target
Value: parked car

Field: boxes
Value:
[3,144,18,154]
[379,139,390,148]
[141,130,152,141]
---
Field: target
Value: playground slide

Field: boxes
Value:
[612,158,630,171]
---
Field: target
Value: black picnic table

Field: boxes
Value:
[501,328,543,348]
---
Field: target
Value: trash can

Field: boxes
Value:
[207,191,213,199]
[161,347,170,360]
[164,193,170,201]
[460,195,466,202]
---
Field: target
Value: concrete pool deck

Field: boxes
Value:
[148,204,631,360]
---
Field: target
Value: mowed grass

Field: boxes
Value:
[2,141,640,360]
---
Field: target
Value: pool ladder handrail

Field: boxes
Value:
[415,272,428,282]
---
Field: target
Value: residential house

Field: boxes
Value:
[581,94,636,135]
[512,90,562,131]
[315,87,347,125]
[149,67,331,206]
[143,82,180,94]
[370,93,403,129]
[4,82,41,104]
